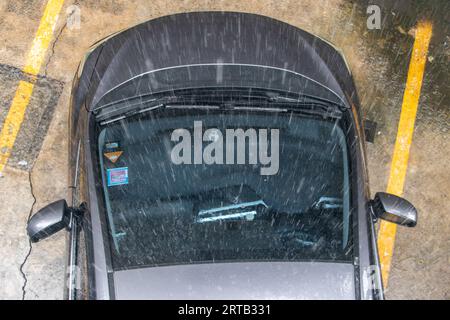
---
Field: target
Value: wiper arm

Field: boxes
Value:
[265,91,345,107]
[97,94,225,125]
[96,95,182,124]
[99,102,165,125]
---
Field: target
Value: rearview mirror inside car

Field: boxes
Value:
[371,192,417,227]
[27,199,71,242]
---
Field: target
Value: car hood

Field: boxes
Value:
[79,12,357,111]
[112,262,356,299]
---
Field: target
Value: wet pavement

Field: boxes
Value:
[0,0,448,299]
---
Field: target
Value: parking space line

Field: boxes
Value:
[23,0,66,76]
[377,20,432,286]
[0,0,65,173]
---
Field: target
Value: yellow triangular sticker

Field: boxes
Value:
[104,151,123,163]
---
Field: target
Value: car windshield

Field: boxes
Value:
[96,106,352,270]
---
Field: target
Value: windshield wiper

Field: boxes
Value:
[96,88,344,125]
[265,91,343,106]
[97,93,227,124]
[99,102,165,125]
[96,95,182,124]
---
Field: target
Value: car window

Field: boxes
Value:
[97,109,352,270]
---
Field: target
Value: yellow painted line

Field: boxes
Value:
[23,0,66,76]
[0,81,34,172]
[0,0,65,173]
[378,20,432,286]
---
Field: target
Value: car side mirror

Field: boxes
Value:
[371,192,417,227]
[27,199,71,243]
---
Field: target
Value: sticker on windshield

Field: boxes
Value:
[105,142,120,150]
[104,150,123,163]
[107,167,128,186]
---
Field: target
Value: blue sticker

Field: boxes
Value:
[105,142,119,149]
[107,167,129,186]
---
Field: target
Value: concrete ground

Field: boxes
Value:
[0,0,448,299]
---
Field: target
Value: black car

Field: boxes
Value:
[27,12,417,300]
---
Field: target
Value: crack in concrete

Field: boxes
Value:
[44,20,68,77]
[43,0,82,77]
[18,168,36,300]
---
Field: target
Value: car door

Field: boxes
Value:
[67,96,89,299]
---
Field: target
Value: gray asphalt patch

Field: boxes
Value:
[0,64,64,171]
